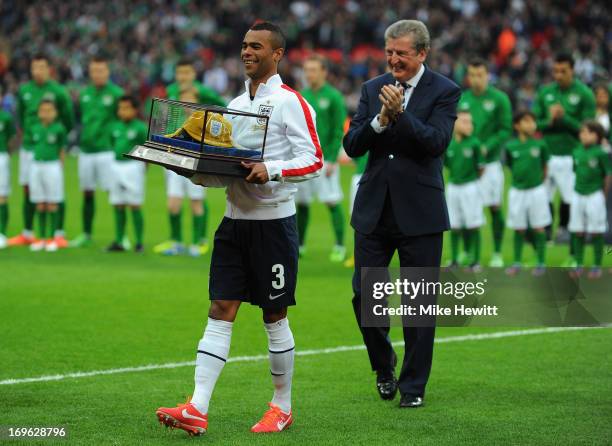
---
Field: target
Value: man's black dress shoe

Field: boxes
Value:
[376,372,398,400]
[399,394,424,408]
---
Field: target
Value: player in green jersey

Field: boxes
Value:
[504,111,551,276]
[533,53,596,245]
[295,54,347,262]
[9,54,74,248]
[568,120,612,279]
[28,100,67,252]
[342,150,368,269]
[444,110,485,270]
[458,58,512,267]
[0,99,16,249]
[106,96,148,253]
[153,58,225,257]
[70,56,124,248]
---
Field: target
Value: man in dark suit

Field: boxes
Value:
[343,19,460,408]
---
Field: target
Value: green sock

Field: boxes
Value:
[114,207,126,244]
[193,214,204,245]
[491,209,505,254]
[329,204,345,246]
[83,194,95,236]
[132,208,144,246]
[48,210,58,239]
[534,232,546,266]
[0,203,8,235]
[462,229,471,259]
[169,212,182,242]
[202,201,209,242]
[57,201,65,232]
[471,229,481,265]
[592,235,604,267]
[569,232,576,258]
[573,234,585,266]
[36,210,47,239]
[297,204,310,246]
[513,231,524,264]
[24,192,35,232]
[450,231,460,262]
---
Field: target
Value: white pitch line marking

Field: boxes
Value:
[0,326,609,386]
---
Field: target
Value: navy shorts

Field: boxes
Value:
[209,215,299,309]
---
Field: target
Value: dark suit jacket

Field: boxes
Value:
[343,67,461,236]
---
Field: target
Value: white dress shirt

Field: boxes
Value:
[371,63,426,133]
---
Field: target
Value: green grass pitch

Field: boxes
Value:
[1,155,611,445]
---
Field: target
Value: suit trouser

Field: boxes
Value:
[352,198,443,397]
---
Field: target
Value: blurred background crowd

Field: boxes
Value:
[1,0,611,113]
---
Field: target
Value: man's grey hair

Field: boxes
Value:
[384,20,431,53]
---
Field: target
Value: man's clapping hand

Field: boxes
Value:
[378,84,404,126]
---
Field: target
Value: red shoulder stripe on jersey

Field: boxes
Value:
[280,84,323,176]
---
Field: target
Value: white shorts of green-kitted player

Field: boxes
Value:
[166,169,205,201]
[507,184,552,230]
[294,162,343,205]
[446,180,485,230]
[569,190,608,233]
[478,161,504,207]
[109,160,146,206]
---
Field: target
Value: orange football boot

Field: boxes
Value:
[250,403,293,433]
[156,398,207,436]
[54,235,69,249]
[8,233,35,246]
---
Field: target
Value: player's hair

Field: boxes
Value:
[554,52,574,68]
[512,109,535,125]
[38,98,56,109]
[468,57,488,70]
[176,57,195,68]
[90,55,109,65]
[581,119,606,143]
[304,53,328,70]
[384,20,430,53]
[119,95,139,108]
[249,21,286,50]
[31,52,50,63]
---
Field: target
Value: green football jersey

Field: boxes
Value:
[354,153,369,175]
[457,86,512,163]
[301,83,347,162]
[17,80,75,149]
[533,79,596,156]
[505,138,550,190]
[0,110,16,153]
[110,119,148,162]
[30,121,67,161]
[79,82,124,153]
[573,145,612,195]
[166,81,226,106]
[444,135,483,184]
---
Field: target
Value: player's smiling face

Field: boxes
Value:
[241,30,283,81]
[385,35,426,83]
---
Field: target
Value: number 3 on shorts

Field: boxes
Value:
[272,264,285,290]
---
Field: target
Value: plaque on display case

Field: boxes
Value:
[125,98,269,177]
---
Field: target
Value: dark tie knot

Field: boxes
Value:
[396,81,411,90]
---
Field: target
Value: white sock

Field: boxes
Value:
[265,318,295,413]
[23,229,33,238]
[191,317,233,414]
